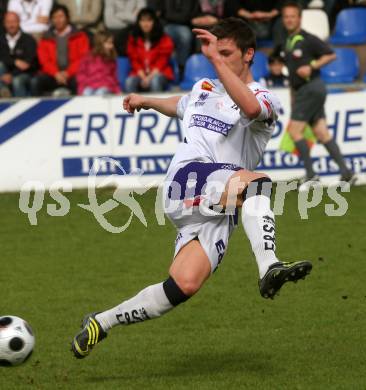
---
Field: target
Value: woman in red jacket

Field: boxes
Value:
[30,4,90,96]
[125,7,174,92]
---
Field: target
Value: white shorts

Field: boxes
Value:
[163,161,243,272]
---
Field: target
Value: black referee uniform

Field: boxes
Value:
[281,29,332,124]
[278,29,354,182]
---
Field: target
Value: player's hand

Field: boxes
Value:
[296,65,312,79]
[123,93,147,114]
[192,28,221,63]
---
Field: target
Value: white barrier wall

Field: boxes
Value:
[0,89,365,192]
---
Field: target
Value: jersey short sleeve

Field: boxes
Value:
[252,89,280,122]
[177,94,190,120]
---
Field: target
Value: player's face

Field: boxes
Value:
[282,6,301,33]
[217,38,254,78]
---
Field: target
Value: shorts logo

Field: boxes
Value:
[189,114,233,136]
[201,81,214,91]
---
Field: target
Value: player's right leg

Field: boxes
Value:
[71,239,211,359]
[220,169,312,299]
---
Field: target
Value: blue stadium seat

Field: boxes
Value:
[180,54,217,90]
[320,48,359,83]
[257,39,273,49]
[251,51,269,81]
[329,8,366,45]
[117,57,131,91]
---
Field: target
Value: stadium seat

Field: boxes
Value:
[251,51,269,82]
[301,9,329,40]
[320,48,359,83]
[257,39,273,49]
[180,54,217,90]
[117,57,131,91]
[329,8,366,45]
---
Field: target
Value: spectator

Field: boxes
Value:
[191,0,226,28]
[0,11,37,96]
[56,0,102,31]
[0,0,9,33]
[263,53,289,87]
[233,0,284,44]
[125,7,174,92]
[148,0,200,77]
[31,4,90,96]
[7,0,52,39]
[76,31,120,96]
[104,0,146,56]
[191,0,235,52]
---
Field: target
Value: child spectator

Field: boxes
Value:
[31,4,90,96]
[7,0,52,39]
[76,31,120,96]
[125,7,174,92]
[263,53,289,87]
[0,11,38,96]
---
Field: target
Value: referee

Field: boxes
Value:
[279,1,355,189]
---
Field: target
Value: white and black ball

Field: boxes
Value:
[0,315,35,366]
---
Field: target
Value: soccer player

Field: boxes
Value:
[279,1,355,190]
[71,18,312,359]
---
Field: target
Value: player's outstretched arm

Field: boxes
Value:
[193,28,261,119]
[123,93,181,117]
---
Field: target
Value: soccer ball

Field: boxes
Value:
[0,315,35,366]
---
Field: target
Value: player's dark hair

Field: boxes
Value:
[281,1,303,16]
[132,7,164,46]
[50,4,70,21]
[210,17,256,66]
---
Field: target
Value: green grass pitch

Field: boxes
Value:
[0,185,366,390]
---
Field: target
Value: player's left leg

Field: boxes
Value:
[220,170,312,299]
[312,118,355,183]
[71,239,211,359]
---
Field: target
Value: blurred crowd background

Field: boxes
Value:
[0,0,365,98]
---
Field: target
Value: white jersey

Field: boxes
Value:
[169,78,282,172]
